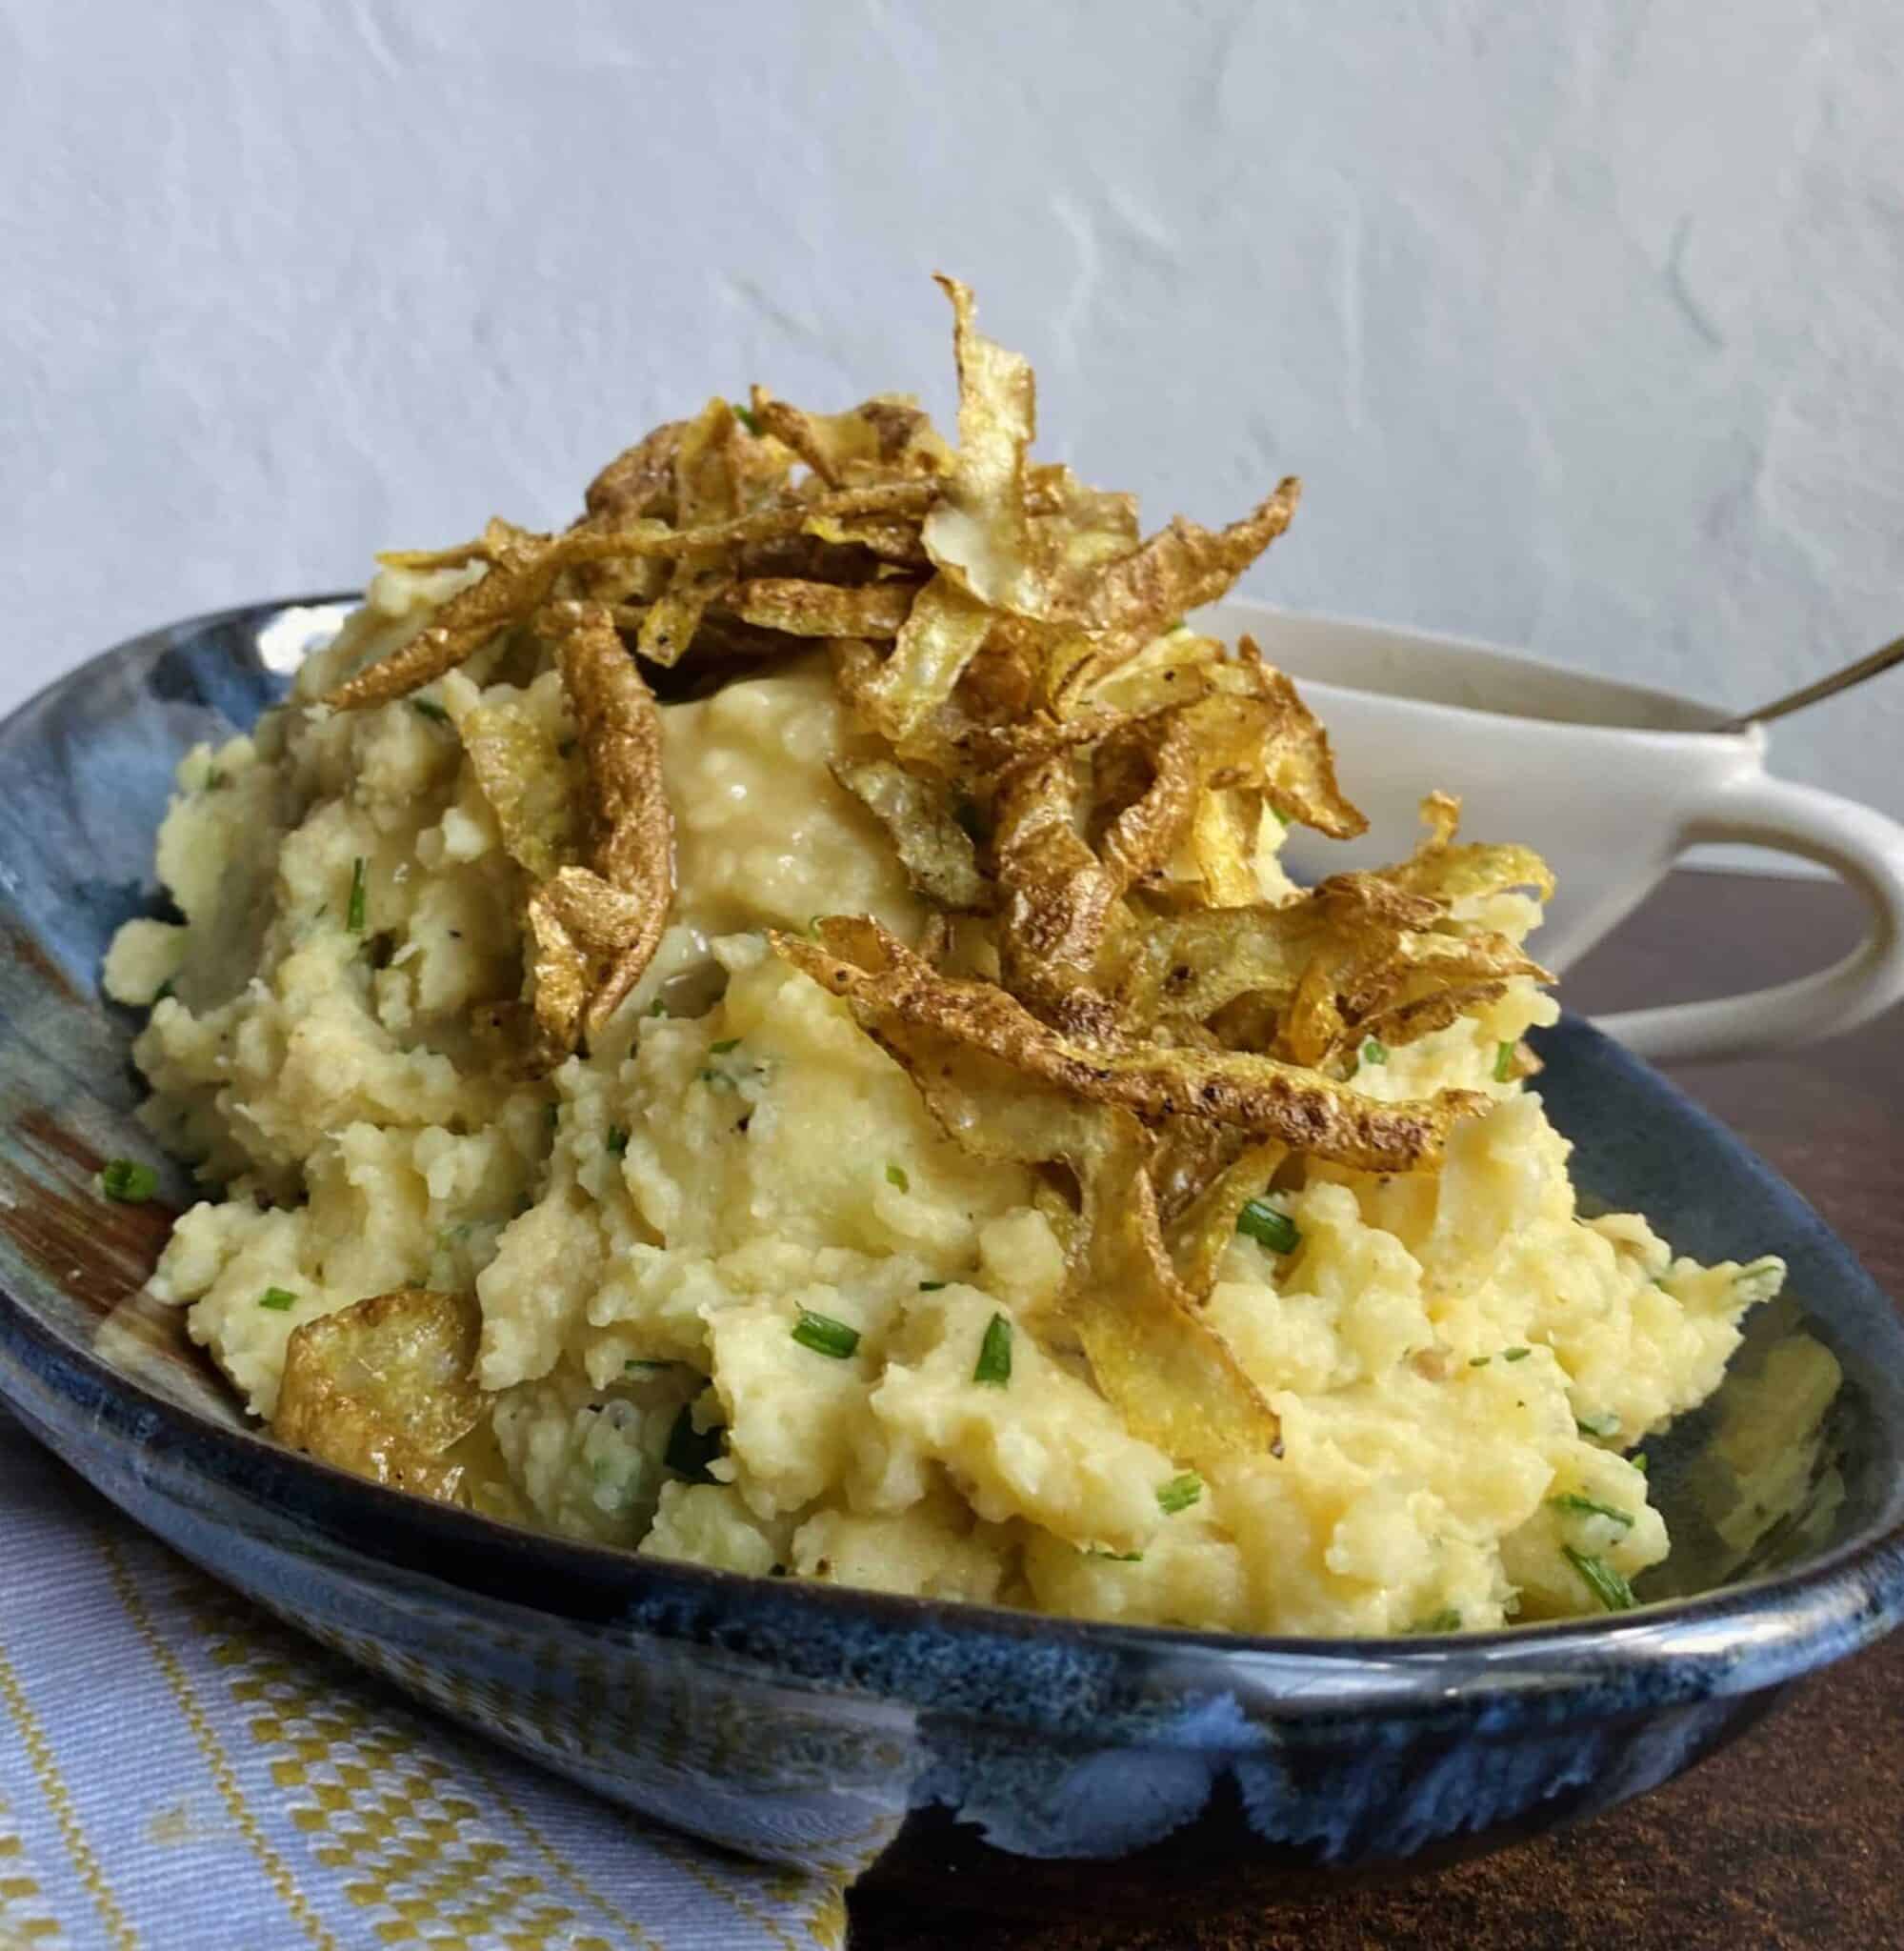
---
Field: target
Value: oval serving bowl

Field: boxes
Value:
[3,599,1903,1914]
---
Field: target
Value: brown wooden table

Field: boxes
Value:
[851,870,1904,1951]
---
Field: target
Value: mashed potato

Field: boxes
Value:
[104,561,1784,1637]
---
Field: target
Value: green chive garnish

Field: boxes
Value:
[1551,1493,1633,1530]
[1493,1041,1514,1083]
[710,1037,740,1055]
[1503,1346,1532,1362]
[257,1287,298,1312]
[1631,1452,1648,1476]
[1468,1355,1492,1367]
[918,1280,948,1292]
[973,1313,1012,1387]
[648,997,668,1017]
[347,857,368,933]
[664,1404,722,1483]
[1092,1549,1145,1563]
[885,1162,910,1193]
[411,698,451,724]
[1359,1037,1389,1067]
[1407,1608,1462,1635]
[99,1158,158,1203]
[1563,1546,1636,1612]
[1157,1472,1203,1516]
[1236,1198,1300,1254]
[1576,1412,1622,1439]
[792,1309,860,1359]
[605,1125,629,1155]
[624,1357,673,1375]
[733,402,763,436]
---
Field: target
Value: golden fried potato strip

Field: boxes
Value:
[1073,1124,1283,1473]
[323,525,563,710]
[832,757,992,911]
[542,601,675,1036]
[727,577,922,638]
[639,398,742,666]
[1052,480,1301,703]
[857,1015,1280,1466]
[751,390,949,487]
[992,751,1130,1036]
[775,917,1482,1174]
[1384,792,1557,906]
[585,420,686,524]
[1164,1136,1291,1297]
[851,573,996,749]
[920,275,1037,610]
[272,1288,487,1500]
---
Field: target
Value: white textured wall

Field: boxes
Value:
[7,0,1902,817]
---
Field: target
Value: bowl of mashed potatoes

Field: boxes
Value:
[3,282,1901,1896]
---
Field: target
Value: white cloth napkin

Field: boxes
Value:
[0,1412,848,1950]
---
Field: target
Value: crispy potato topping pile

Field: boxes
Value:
[279,278,1553,1481]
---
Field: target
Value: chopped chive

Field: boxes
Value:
[1551,1493,1634,1530]
[1503,1346,1532,1362]
[1468,1355,1493,1367]
[918,1279,948,1292]
[710,1037,741,1055]
[648,997,668,1017]
[1493,1040,1515,1083]
[664,1404,722,1483]
[792,1308,860,1359]
[1359,1036,1389,1068]
[257,1287,298,1312]
[1270,806,1293,827]
[1563,1545,1636,1612]
[1576,1412,1622,1440]
[973,1313,1012,1387]
[1631,1452,1648,1476]
[732,401,763,436]
[885,1162,910,1194]
[1236,1197,1300,1255]
[1091,1549,1145,1563]
[411,697,451,724]
[545,1102,560,1130]
[152,977,176,1004]
[99,1158,158,1203]
[204,766,229,790]
[347,857,368,933]
[1407,1608,1463,1635]
[1157,1471,1203,1516]
[606,1126,629,1155]
[624,1358,674,1375]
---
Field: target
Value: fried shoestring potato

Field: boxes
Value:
[775,915,1484,1175]
[272,1288,487,1500]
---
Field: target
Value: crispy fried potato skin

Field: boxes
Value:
[272,1288,486,1500]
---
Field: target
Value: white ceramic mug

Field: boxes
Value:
[1198,600,1904,1065]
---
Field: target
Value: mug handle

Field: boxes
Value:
[1594,774,1904,1065]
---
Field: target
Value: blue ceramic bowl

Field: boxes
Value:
[3,599,1902,1911]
